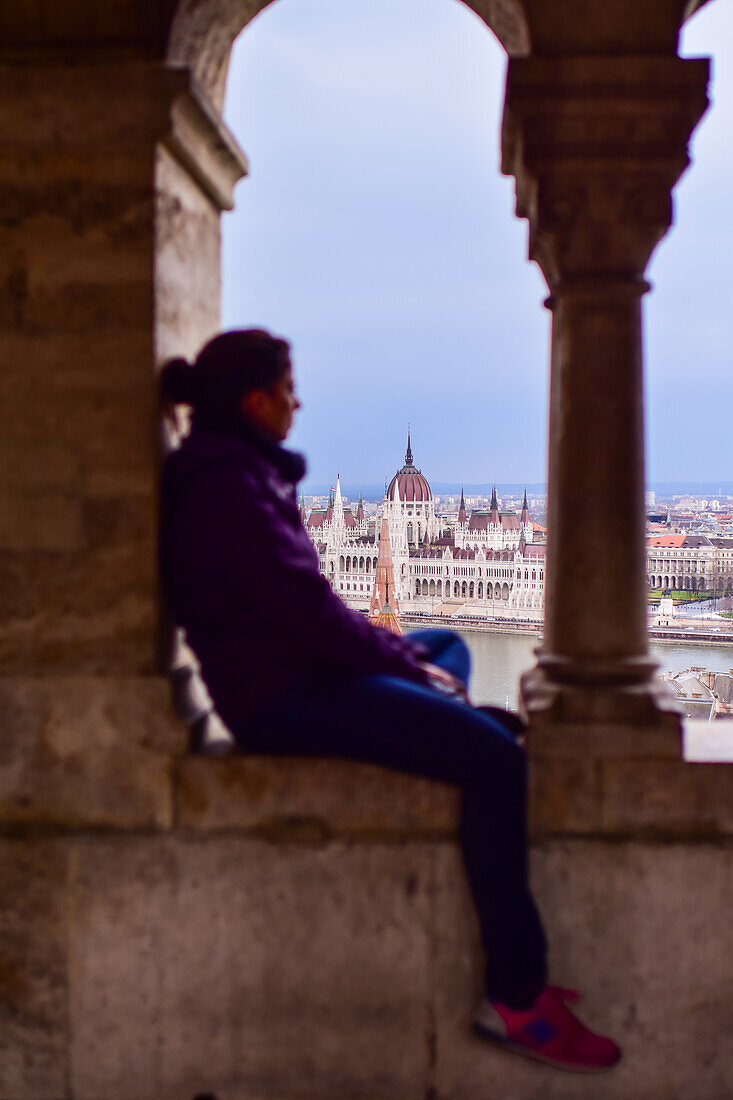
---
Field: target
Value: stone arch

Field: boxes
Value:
[502,582,509,600]
[167,0,530,113]
[415,580,421,595]
[469,581,475,598]
[422,580,429,595]
[359,556,365,570]
[461,581,467,598]
[339,555,345,572]
[478,582,483,598]
[454,581,460,597]
[429,579,436,596]
[437,580,442,597]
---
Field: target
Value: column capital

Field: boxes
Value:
[501,55,710,286]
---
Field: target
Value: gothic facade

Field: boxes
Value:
[305,438,545,618]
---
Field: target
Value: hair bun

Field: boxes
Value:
[160,357,196,405]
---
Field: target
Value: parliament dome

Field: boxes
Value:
[387,434,432,503]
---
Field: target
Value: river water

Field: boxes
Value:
[416,628,733,709]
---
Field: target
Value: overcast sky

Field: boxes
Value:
[222,0,732,490]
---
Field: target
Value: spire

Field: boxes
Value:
[520,485,530,527]
[299,489,307,523]
[405,427,413,467]
[490,485,498,512]
[458,486,467,526]
[333,473,344,527]
[356,489,364,523]
[369,514,402,634]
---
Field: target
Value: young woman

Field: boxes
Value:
[160,328,620,1073]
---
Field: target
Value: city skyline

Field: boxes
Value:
[222,0,732,485]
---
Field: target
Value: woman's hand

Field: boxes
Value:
[420,661,470,704]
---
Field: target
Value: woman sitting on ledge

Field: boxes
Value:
[159,328,620,1074]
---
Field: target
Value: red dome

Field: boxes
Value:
[387,435,432,502]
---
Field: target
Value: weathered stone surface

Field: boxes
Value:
[69,836,434,1100]
[433,840,733,1099]
[602,759,733,836]
[0,677,185,829]
[528,754,603,836]
[0,490,85,553]
[155,142,222,363]
[176,755,460,836]
[0,840,69,1100]
[0,545,157,675]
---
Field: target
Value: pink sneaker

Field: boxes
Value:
[474,985,621,1072]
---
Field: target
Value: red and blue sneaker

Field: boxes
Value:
[474,985,621,1072]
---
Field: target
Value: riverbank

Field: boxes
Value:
[401,612,542,637]
[401,611,733,647]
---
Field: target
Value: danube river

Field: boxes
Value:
[422,629,733,709]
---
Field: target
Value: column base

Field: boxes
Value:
[520,664,683,759]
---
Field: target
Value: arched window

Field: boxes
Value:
[339,556,345,571]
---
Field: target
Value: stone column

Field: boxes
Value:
[0,55,246,818]
[501,56,709,740]
[0,58,246,677]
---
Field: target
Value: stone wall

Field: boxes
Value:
[1,714,732,1100]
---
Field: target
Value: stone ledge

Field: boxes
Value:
[175,755,460,838]
[530,753,733,838]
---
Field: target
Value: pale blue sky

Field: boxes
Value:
[222,0,732,489]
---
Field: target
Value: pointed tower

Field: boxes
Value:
[369,514,402,633]
[490,485,499,524]
[458,486,467,526]
[520,486,531,543]
[298,489,307,525]
[355,489,364,524]
[331,474,346,544]
[405,427,413,467]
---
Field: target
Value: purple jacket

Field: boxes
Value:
[160,420,429,731]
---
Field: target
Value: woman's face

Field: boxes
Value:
[242,364,301,442]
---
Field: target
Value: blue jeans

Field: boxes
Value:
[246,630,547,1006]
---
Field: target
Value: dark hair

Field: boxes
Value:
[160,329,291,428]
